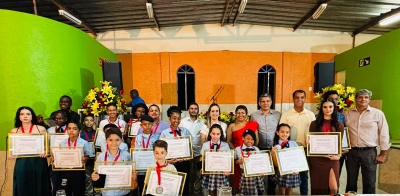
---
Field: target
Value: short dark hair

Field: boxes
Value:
[104,123,118,131]
[153,140,168,151]
[235,105,248,115]
[14,106,38,128]
[207,124,225,141]
[292,90,306,98]
[51,110,67,120]
[188,102,199,109]
[106,103,117,109]
[167,106,181,117]
[66,121,81,130]
[132,103,149,118]
[60,95,72,103]
[323,90,338,101]
[105,127,122,139]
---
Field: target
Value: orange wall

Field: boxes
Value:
[118,51,335,105]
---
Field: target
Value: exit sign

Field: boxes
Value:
[359,57,370,67]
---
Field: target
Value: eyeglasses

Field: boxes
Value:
[54,118,65,121]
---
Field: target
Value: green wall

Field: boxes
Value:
[0,10,117,150]
[335,28,400,140]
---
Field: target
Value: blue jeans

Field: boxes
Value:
[299,170,309,195]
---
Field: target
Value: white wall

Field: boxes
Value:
[96,23,379,54]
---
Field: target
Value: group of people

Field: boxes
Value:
[9,88,390,196]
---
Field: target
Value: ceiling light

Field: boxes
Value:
[238,0,247,14]
[379,13,400,26]
[312,3,327,19]
[58,10,81,25]
[146,3,154,19]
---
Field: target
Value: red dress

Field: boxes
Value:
[232,121,258,188]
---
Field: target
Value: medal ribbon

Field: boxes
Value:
[241,149,251,158]
[209,141,221,152]
[21,124,34,133]
[169,126,181,137]
[68,138,77,148]
[142,134,152,148]
[108,119,121,129]
[153,122,160,134]
[156,162,168,185]
[323,121,332,133]
[280,140,289,147]
[83,130,95,141]
[104,145,121,165]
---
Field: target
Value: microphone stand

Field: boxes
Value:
[210,86,223,103]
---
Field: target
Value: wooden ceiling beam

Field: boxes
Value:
[220,0,231,26]
[352,7,400,36]
[292,0,332,32]
[50,0,97,37]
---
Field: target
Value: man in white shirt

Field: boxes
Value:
[179,102,207,196]
[280,90,315,195]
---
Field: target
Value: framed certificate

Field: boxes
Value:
[201,149,234,174]
[161,135,193,160]
[88,142,96,157]
[94,161,136,191]
[143,167,186,196]
[48,133,69,147]
[94,128,105,147]
[128,120,141,137]
[243,150,275,177]
[342,127,351,150]
[275,147,309,175]
[307,132,342,157]
[130,148,155,171]
[51,146,85,171]
[8,133,48,157]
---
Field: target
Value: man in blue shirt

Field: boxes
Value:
[129,89,145,107]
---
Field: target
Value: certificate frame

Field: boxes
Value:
[130,148,155,172]
[201,149,234,174]
[342,127,351,150]
[128,120,141,137]
[275,146,309,175]
[143,167,187,196]
[243,150,275,177]
[47,133,69,148]
[160,135,193,160]
[93,128,102,147]
[93,161,136,191]
[8,133,48,158]
[307,132,342,157]
[51,146,86,171]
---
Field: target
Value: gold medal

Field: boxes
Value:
[156,186,163,194]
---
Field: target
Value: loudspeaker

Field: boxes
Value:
[314,61,334,93]
[102,61,123,90]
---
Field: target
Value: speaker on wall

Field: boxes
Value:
[314,61,334,93]
[102,61,123,90]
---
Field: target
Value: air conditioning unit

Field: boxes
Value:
[58,10,82,25]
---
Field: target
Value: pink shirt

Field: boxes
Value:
[344,106,391,150]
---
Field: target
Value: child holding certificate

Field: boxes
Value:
[53,121,92,196]
[271,123,300,195]
[201,124,230,196]
[134,115,160,194]
[234,130,265,195]
[80,114,96,196]
[160,106,191,196]
[92,128,137,196]
[150,140,177,171]
[100,123,129,152]
[47,110,68,196]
